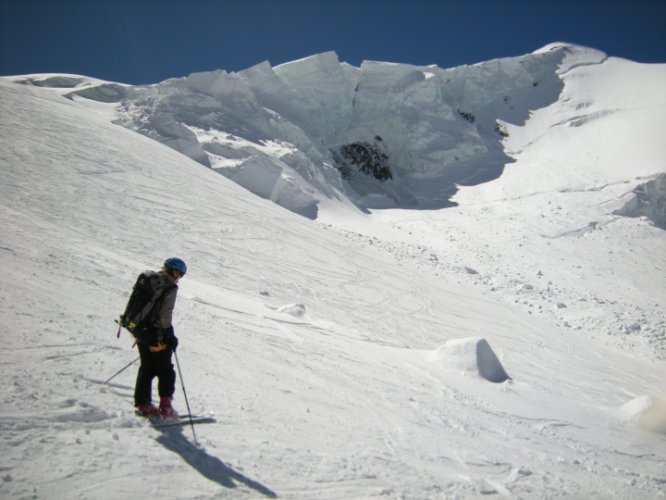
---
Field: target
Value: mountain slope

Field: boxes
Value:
[360,45,666,361]
[1,46,666,500]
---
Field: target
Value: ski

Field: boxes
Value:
[173,413,212,420]
[151,415,216,428]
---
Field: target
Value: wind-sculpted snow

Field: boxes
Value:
[430,337,511,383]
[615,174,666,229]
[17,75,87,88]
[62,45,593,216]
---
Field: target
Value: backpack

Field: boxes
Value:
[120,270,175,335]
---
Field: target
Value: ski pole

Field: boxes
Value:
[104,356,140,385]
[174,350,198,445]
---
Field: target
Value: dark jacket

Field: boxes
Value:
[155,269,178,330]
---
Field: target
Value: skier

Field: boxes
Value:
[133,257,187,419]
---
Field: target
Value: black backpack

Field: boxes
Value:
[120,270,175,334]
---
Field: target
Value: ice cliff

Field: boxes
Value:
[64,44,606,218]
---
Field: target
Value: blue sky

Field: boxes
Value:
[1,0,664,85]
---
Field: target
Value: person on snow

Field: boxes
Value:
[133,257,187,419]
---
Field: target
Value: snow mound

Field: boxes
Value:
[615,174,666,229]
[620,394,666,434]
[276,303,307,318]
[430,337,511,383]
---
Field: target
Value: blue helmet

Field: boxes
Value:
[164,257,187,275]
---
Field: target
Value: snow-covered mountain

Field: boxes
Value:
[25,44,585,216]
[1,43,665,499]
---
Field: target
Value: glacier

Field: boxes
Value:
[54,43,601,218]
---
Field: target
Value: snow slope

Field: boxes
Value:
[1,44,666,499]
[361,44,666,361]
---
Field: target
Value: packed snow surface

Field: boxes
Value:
[1,43,665,499]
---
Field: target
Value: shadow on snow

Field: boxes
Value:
[156,427,277,498]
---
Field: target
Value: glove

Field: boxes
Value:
[149,343,168,352]
[167,334,179,352]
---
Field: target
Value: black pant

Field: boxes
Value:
[134,342,176,406]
